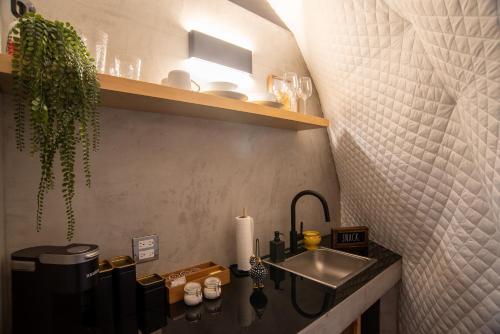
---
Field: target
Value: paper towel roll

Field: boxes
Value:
[235,215,254,271]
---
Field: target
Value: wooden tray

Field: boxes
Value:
[162,261,230,304]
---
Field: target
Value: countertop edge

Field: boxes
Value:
[300,259,403,334]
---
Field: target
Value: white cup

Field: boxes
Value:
[162,70,200,91]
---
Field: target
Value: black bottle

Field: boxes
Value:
[270,231,285,263]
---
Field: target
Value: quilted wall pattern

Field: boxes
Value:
[269,0,500,333]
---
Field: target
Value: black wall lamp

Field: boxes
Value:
[188,30,252,74]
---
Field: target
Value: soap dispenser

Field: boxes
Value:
[270,231,285,263]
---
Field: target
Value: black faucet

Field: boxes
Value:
[290,190,330,253]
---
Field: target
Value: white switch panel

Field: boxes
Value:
[132,234,159,263]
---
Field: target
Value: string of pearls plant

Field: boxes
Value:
[11,13,100,240]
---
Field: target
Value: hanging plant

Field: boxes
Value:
[11,13,100,240]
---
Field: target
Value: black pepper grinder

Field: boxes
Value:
[269,231,285,263]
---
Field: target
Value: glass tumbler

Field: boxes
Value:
[111,55,142,80]
[272,78,288,107]
[79,30,108,73]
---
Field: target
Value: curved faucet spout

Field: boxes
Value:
[290,190,330,254]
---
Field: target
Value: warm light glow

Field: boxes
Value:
[185,57,255,91]
[182,16,255,92]
[267,0,303,33]
[183,20,253,51]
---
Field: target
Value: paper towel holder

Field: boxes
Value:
[231,207,252,277]
[230,264,250,277]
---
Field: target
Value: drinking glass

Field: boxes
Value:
[298,76,313,114]
[93,31,109,74]
[79,30,108,74]
[111,55,142,80]
[271,78,288,106]
[283,72,299,112]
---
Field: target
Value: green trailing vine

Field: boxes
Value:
[11,13,100,241]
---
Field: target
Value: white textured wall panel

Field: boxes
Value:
[269,0,500,333]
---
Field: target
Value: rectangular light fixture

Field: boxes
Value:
[189,30,252,74]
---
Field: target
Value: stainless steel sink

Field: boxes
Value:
[264,247,376,289]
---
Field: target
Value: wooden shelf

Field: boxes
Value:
[0,54,329,131]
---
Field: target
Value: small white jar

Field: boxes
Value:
[184,282,203,306]
[203,276,222,299]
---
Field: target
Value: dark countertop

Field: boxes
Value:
[157,240,401,334]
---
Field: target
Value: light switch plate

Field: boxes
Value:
[132,234,159,263]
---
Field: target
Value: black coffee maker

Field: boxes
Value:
[11,244,99,334]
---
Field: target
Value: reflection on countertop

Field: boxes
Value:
[157,241,401,334]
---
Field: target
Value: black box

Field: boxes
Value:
[110,256,138,333]
[137,274,167,333]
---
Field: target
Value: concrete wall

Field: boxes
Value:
[0,94,6,334]
[0,0,340,331]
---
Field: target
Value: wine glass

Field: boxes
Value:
[298,76,313,114]
[283,72,299,112]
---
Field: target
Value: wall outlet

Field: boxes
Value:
[132,234,159,263]
[138,248,155,260]
[138,238,155,249]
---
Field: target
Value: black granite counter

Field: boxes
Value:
[158,240,401,334]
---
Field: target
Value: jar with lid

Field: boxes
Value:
[203,276,222,299]
[184,282,202,306]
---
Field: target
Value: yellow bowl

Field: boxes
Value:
[303,230,321,250]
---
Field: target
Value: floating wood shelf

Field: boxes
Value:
[0,54,329,130]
